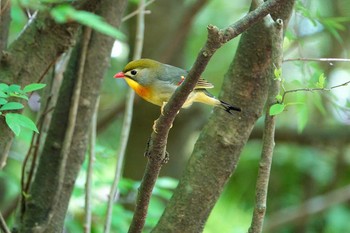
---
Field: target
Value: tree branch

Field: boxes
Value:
[281,80,350,103]
[248,18,283,233]
[128,0,292,232]
[283,57,350,63]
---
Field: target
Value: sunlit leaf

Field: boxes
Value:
[0,98,8,105]
[23,83,46,93]
[275,94,283,102]
[5,113,39,133]
[274,68,282,80]
[269,103,285,116]
[315,73,326,88]
[5,114,21,136]
[0,83,9,92]
[0,102,24,111]
[8,84,22,93]
[0,91,8,98]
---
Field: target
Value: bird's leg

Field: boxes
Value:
[161,102,167,116]
[162,151,170,164]
[152,119,173,134]
[153,119,158,133]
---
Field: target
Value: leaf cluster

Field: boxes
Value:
[0,83,46,136]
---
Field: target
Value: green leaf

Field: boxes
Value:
[0,83,9,92]
[0,98,8,105]
[10,93,29,100]
[269,103,285,116]
[0,91,8,98]
[274,68,282,80]
[51,5,125,40]
[5,113,39,133]
[8,84,22,93]
[0,102,24,111]
[23,83,46,93]
[315,73,326,88]
[5,114,21,136]
[275,94,283,102]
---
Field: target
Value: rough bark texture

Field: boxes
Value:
[19,0,127,232]
[0,0,100,168]
[152,1,295,232]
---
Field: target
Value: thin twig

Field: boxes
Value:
[248,19,283,233]
[128,1,287,233]
[122,0,155,22]
[104,1,146,233]
[283,57,350,63]
[84,96,99,233]
[0,211,11,233]
[281,80,350,103]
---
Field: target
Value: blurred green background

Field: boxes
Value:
[1,0,350,232]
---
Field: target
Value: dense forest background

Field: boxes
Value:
[1,0,350,233]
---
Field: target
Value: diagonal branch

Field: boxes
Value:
[127,1,291,232]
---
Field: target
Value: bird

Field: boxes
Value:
[114,58,241,115]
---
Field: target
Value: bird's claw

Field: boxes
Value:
[162,151,170,164]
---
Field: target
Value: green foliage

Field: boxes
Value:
[274,67,282,81]
[51,5,125,40]
[269,103,285,116]
[0,83,46,136]
[295,0,350,43]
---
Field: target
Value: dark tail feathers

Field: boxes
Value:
[220,100,241,115]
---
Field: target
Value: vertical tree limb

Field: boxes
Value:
[248,18,283,233]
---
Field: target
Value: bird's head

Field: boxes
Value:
[114,59,162,84]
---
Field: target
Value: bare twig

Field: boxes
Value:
[0,211,11,233]
[84,96,99,233]
[122,0,155,22]
[248,19,283,233]
[104,1,146,233]
[128,1,288,233]
[264,184,350,232]
[283,57,350,63]
[281,80,350,103]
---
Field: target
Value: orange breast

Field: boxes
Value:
[124,78,152,100]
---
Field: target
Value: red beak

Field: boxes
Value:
[114,72,125,78]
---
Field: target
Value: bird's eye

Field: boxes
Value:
[130,70,137,75]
